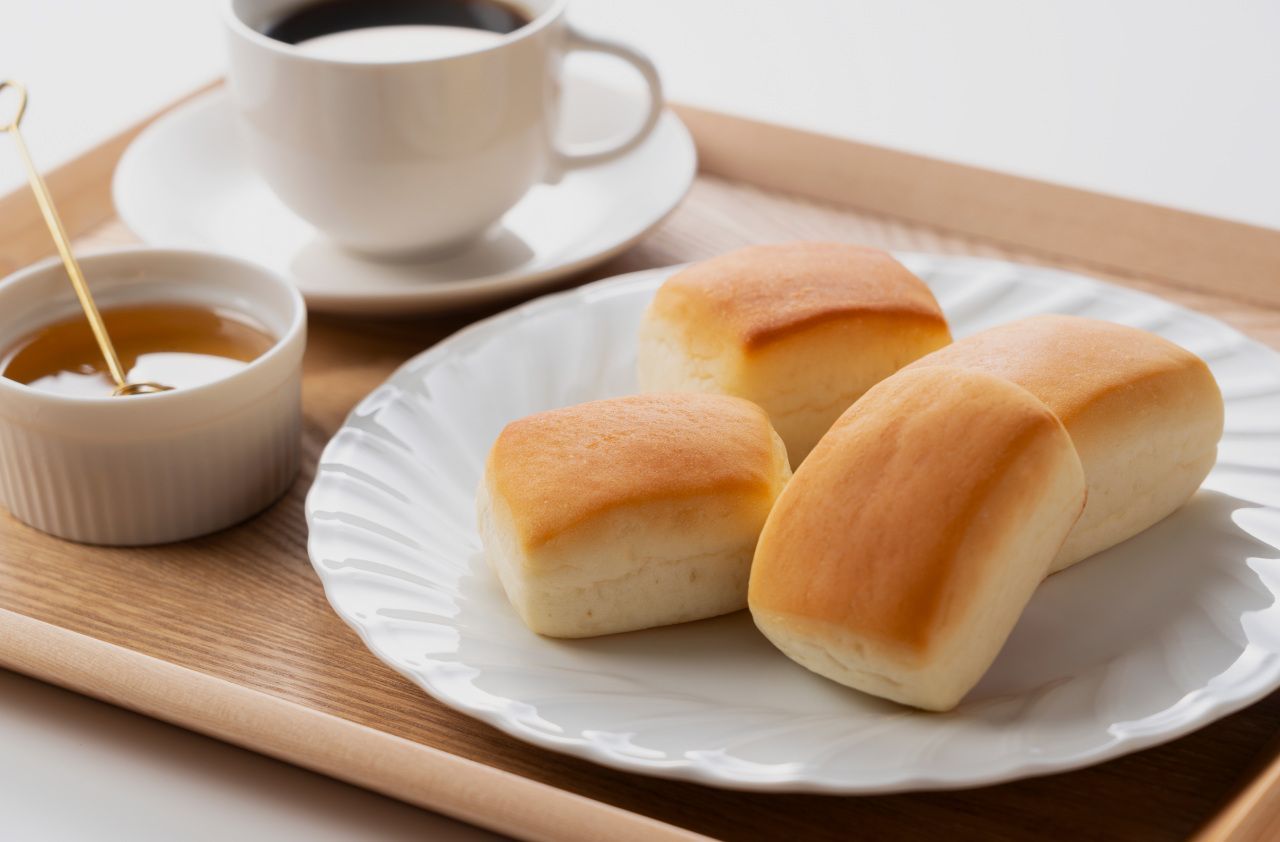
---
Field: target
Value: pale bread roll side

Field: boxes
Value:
[906,314,1223,571]
[638,242,951,464]
[749,366,1086,711]
[479,393,791,638]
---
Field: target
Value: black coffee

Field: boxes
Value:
[261,0,531,45]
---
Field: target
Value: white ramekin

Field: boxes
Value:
[0,248,306,545]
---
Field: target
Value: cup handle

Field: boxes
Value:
[552,25,664,173]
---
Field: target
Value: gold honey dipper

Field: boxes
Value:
[0,81,171,396]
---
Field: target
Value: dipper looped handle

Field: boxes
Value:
[0,81,170,397]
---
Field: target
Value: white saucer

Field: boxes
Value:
[113,77,696,315]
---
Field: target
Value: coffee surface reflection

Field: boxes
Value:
[262,0,531,47]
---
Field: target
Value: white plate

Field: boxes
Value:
[305,255,1280,793]
[112,77,695,315]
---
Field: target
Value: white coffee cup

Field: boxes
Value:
[223,0,664,257]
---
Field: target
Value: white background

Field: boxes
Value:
[2,1,1278,839]
[2,0,1278,227]
[0,669,498,841]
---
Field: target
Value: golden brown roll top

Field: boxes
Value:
[906,314,1223,570]
[638,242,952,464]
[749,366,1086,711]
[480,393,791,638]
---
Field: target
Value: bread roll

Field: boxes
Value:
[906,314,1223,572]
[637,242,952,464]
[479,393,791,638]
[749,367,1086,711]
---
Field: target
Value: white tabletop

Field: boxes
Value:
[3,1,1278,838]
[2,0,1277,228]
[0,669,503,841]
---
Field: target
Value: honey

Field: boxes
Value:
[1,304,276,397]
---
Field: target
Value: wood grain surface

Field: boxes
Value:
[676,106,1280,309]
[4,166,1280,840]
[1197,738,1280,842]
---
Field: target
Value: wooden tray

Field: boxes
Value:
[3,89,1280,842]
